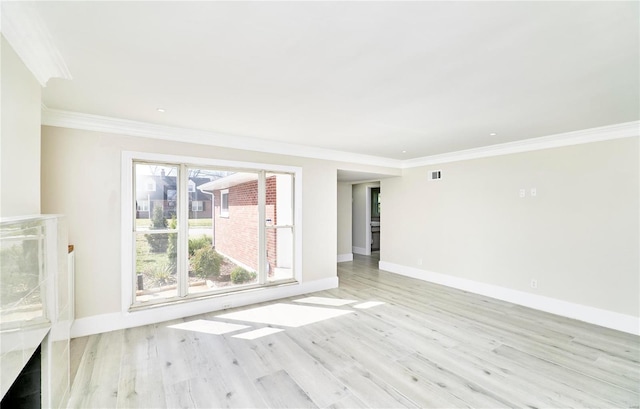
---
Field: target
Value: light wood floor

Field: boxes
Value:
[69,254,640,408]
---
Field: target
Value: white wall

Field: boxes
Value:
[41,126,397,324]
[381,137,639,325]
[352,182,379,255]
[337,182,352,261]
[39,112,639,335]
[352,184,367,253]
[0,36,41,217]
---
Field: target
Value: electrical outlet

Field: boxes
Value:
[418,258,423,266]
[222,303,232,309]
[530,279,538,289]
[519,189,526,198]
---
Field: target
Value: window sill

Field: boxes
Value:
[128,278,298,312]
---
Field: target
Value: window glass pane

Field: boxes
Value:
[221,190,229,217]
[135,232,177,302]
[135,163,179,231]
[266,173,293,226]
[266,227,294,282]
[188,170,258,294]
[371,188,381,218]
[134,162,178,305]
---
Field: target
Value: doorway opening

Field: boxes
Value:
[370,187,380,252]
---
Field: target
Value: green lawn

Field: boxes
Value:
[135,234,170,275]
[188,218,212,228]
[135,218,212,229]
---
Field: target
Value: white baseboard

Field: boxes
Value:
[379,260,639,336]
[337,253,353,263]
[352,246,369,256]
[71,277,339,338]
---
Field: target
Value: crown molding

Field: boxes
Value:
[402,121,640,168]
[41,107,638,170]
[1,2,72,86]
[41,107,403,168]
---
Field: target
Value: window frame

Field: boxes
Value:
[220,189,229,218]
[121,151,302,313]
[191,200,203,212]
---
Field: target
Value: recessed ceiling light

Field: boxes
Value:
[157,108,165,113]
[489,132,497,136]
[402,150,407,154]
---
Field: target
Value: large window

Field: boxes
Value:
[124,154,300,309]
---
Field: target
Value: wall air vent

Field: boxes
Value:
[429,170,442,181]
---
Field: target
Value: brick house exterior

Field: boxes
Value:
[206,176,278,272]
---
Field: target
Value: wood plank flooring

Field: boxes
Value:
[68,254,640,408]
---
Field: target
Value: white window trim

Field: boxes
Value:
[220,189,229,218]
[192,200,203,212]
[121,151,303,315]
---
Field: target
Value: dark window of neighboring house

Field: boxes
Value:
[137,200,149,211]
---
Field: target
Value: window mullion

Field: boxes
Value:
[291,174,296,282]
[258,171,266,284]
[177,164,189,297]
[131,164,137,305]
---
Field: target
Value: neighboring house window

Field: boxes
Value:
[145,179,156,191]
[124,153,301,311]
[137,200,149,212]
[220,189,229,217]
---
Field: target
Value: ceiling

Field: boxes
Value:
[27,1,640,160]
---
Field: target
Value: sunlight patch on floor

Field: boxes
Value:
[168,319,249,335]
[293,296,357,306]
[353,301,386,309]
[232,327,284,340]
[217,303,354,327]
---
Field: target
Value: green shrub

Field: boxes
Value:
[189,235,212,256]
[230,267,257,284]
[166,216,177,272]
[145,207,168,252]
[149,261,173,285]
[150,206,168,229]
[192,247,223,279]
[146,234,169,253]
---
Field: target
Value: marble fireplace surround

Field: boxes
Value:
[0,215,73,408]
